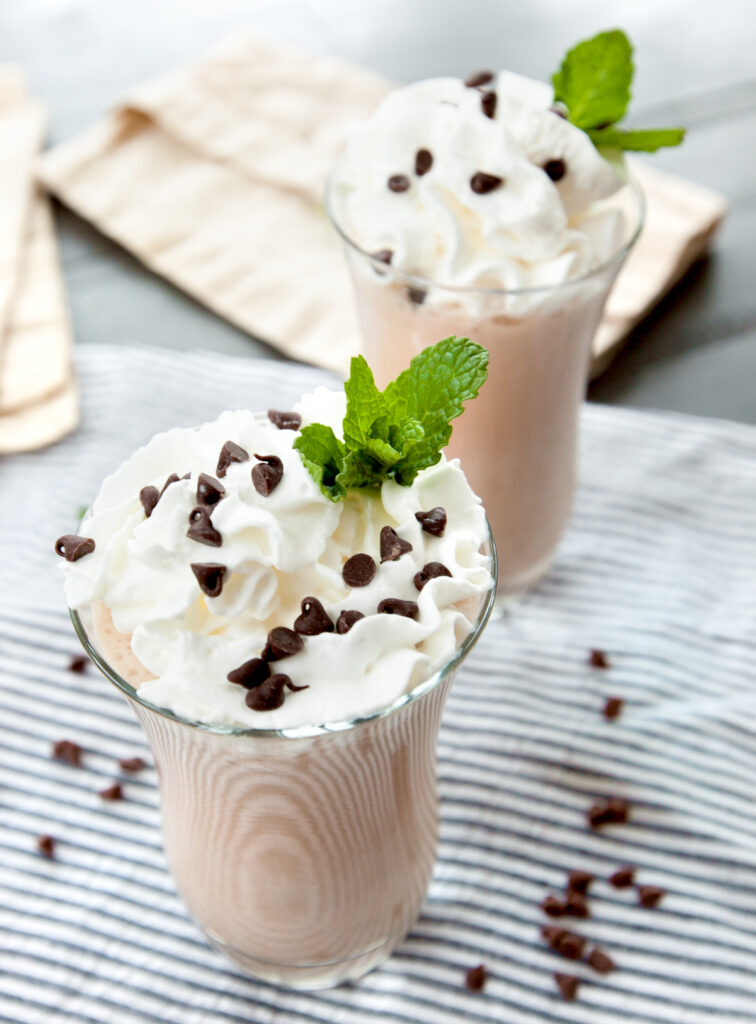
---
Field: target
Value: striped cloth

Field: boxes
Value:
[2,345,756,1023]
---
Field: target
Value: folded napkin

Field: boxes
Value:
[0,69,77,453]
[2,346,755,1024]
[37,33,727,379]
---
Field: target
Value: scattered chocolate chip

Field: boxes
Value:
[371,249,393,265]
[470,171,502,194]
[603,696,624,720]
[99,783,123,801]
[554,973,580,1002]
[589,648,610,669]
[37,834,56,858]
[554,931,586,961]
[609,865,635,888]
[564,892,590,919]
[414,561,452,591]
[407,285,427,305]
[190,562,227,598]
[415,148,433,176]
[252,454,284,496]
[541,895,566,918]
[267,410,302,432]
[139,485,160,518]
[549,104,568,120]
[160,473,181,496]
[118,757,146,773]
[68,655,88,674]
[294,596,334,636]
[227,657,271,688]
[197,473,225,507]
[464,69,494,88]
[415,507,447,536]
[638,885,665,908]
[388,174,410,193]
[55,535,95,562]
[567,869,594,895]
[542,158,566,182]
[246,673,308,712]
[587,947,615,975]
[541,925,566,946]
[343,553,376,588]
[187,506,222,547]
[480,90,497,119]
[216,441,250,477]
[587,797,630,828]
[380,526,413,563]
[262,626,304,661]
[336,610,364,634]
[465,964,488,991]
[52,740,82,767]
[378,598,419,618]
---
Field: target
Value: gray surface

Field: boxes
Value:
[3,0,756,420]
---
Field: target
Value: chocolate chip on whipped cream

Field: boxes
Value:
[415,148,433,176]
[470,171,502,194]
[336,610,364,634]
[464,69,494,88]
[252,454,283,496]
[267,410,302,432]
[160,473,181,496]
[216,440,250,477]
[246,673,309,712]
[196,473,225,507]
[262,627,304,661]
[55,535,95,562]
[293,597,334,636]
[480,90,497,119]
[190,562,227,598]
[378,598,419,619]
[380,525,413,563]
[414,561,452,591]
[187,506,222,547]
[542,158,567,182]
[343,553,376,587]
[415,507,447,536]
[139,485,160,518]
[227,657,271,689]
[388,174,411,193]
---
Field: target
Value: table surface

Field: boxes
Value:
[4,0,756,424]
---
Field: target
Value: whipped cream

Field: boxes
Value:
[61,391,492,730]
[329,71,625,292]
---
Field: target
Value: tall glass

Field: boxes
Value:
[327,179,644,595]
[70,533,495,990]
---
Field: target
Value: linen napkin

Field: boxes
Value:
[36,33,727,379]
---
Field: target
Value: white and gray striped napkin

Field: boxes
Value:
[2,346,756,1024]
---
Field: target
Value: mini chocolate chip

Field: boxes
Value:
[227,657,271,688]
[480,90,497,118]
[541,925,566,946]
[415,507,447,536]
[68,655,88,674]
[246,673,308,712]
[378,598,419,619]
[638,885,665,908]
[587,797,629,828]
[564,892,590,919]
[380,526,413,563]
[414,561,452,591]
[336,610,364,634]
[587,947,615,975]
[197,473,225,507]
[139,485,160,518]
[464,69,494,88]
[388,174,410,192]
[609,865,635,888]
[541,895,566,918]
[118,757,146,773]
[343,553,376,588]
[262,626,304,661]
[99,783,123,801]
[160,473,181,496]
[190,562,227,598]
[603,696,624,720]
[567,869,594,895]
[465,964,488,991]
[470,171,502,194]
[542,158,566,182]
[407,286,427,305]
[554,973,580,1002]
[252,453,284,496]
[52,740,82,767]
[589,648,610,669]
[294,596,334,636]
[37,834,55,858]
[553,931,586,961]
[216,441,250,478]
[55,535,95,562]
[371,249,393,265]
[267,410,302,432]
[187,507,222,547]
[415,148,433,176]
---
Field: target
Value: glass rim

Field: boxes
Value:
[70,522,497,740]
[325,165,646,298]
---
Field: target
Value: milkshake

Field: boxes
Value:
[58,340,495,988]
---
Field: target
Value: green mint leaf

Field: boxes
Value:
[293,424,346,501]
[552,28,633,129]
[77,505,87,522]
[342,355,388,449]
[587,125,686,152]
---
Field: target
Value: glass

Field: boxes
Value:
[70,532,496,990]
[327,176,644,596]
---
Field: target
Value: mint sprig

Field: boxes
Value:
[552,29,685,153]
[294,337,488,501]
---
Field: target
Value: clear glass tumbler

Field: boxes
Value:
[327,178,644,595]
[70,533,495,990]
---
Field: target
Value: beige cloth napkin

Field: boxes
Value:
[37,33,727,379]
[0,68,77,453]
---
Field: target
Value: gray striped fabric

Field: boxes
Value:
[2,345,756,1023]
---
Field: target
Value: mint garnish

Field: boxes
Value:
[552,29,685,153]
[294,337,488,501]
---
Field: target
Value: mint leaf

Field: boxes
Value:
[587,126,686,152]
[552,29,633,130]
[293,424,346,501]
[342,355,388,449]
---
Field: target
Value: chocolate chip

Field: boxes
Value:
[160,473,181,496]
[52,740,82,767]
[118,757,146,772]
[464,69,494,88]
[464,964,488,991]
[378,598,419,618]
[541,895,566,918]
[470,171,502,194]
[638,885,665,908]
[227,657,271,688]
[415,507,447,536]
[414,561,452,591]
[589,648,610,669]
[407,286,427,305]
[380,526,413,563]
[564,892,590,919]
[294,596,334,636]
[55,535,95,562]
[267,410,302,432]
[480,90,497,119]
[99,783,123,801]
[68,655,88,674]
[609,865,635,888]
[187,506,222,547]
[262,626,304,661]
[603,696,624,720]
[587,947,615,975]
[541,925,566,946]
[554,973,580,1002]
[139,485,160,518]
[245,673,308,712]
[37,834,55,858]
[567,869,594,895]
[252,453,284,496]
[415,148,433,176]
[336,610,364,634]
[587,797,629,828]
[190,562,227,598]
[371,249,393,265]
[388,174,410,193]
[216,440,250,477]
[542,158,566,182]
[554,931,586,960]
[343,553,376,588]
[197,473,225,507]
